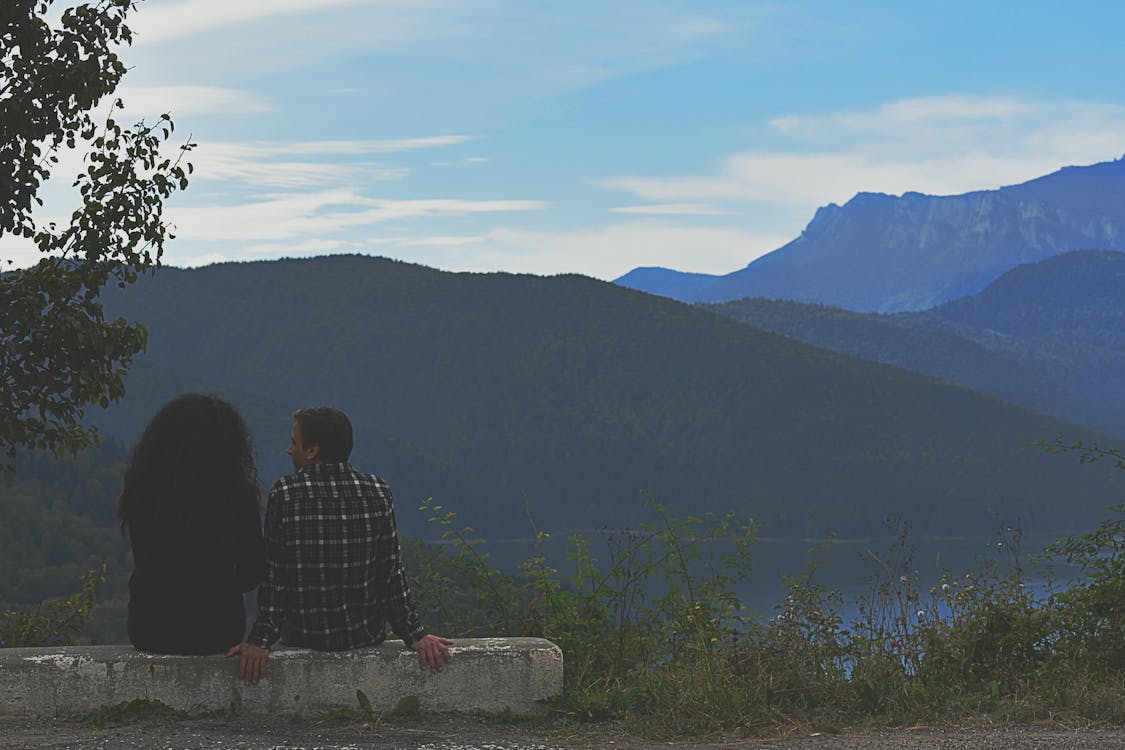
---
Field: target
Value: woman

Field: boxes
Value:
[118,393,265,654]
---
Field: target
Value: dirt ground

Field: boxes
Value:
[1,714,1123,750]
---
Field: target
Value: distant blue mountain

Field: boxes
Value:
[617,155,1125,312]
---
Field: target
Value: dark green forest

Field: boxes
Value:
[85,255,1122,541]
[0,445,131,643]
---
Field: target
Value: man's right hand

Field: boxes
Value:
[410,634,453,673]
[226,642,270,685]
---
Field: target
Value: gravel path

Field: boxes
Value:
[0,715,1123,750]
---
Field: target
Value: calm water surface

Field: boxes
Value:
[465,528,1078,625]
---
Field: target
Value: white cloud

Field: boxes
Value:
[187,147,353,191]
[608,95,1125,209]
[185,137,473,189]
[369,222,791,280]
[610,203,731,216]
[428,155,492,168]
[369,235,486,248]
[769,94,1038,136]
[610,151,1064,208]
[154,218,778,279]
[130,0,393,43]
[269,136,474,156]
[124,1,744,118]
[166,190,546,243]
[0,236,40,269]
[114,85,273,117]
[171,252,233,267]
[240,239,364,259]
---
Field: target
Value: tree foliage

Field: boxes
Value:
[0,0,192,474]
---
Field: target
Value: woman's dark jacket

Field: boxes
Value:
[126,498,265,655]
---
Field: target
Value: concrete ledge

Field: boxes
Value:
[0,637,562,717]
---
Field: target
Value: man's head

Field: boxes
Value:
[289,406,353,468]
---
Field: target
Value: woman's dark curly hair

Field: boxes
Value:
[118,394,260,535]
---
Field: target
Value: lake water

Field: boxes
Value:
[450,526,1079,626]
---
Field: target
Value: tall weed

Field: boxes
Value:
[407,491,1125,736]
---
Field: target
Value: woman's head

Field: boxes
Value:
[118,393,259,533]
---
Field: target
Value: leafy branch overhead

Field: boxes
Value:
[0,0,193,474]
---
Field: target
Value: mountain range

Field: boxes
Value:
[616,156,1125,312]
[706,250,1125,441]
[78,254,1122,543]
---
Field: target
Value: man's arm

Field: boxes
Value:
[372,482,426,644]
[228,484,288,684]
[372,482,452,671]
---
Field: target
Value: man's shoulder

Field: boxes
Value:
[327,461,386,485]
[345,465,393,496]
[267,464,390,497]
[268,470,308,495]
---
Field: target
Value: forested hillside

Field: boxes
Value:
[0,445,131,642]
[79,254,1123,541]
[707,250,1125,439]
[6,252,1124,645]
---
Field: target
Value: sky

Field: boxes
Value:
[11,0,1125,280]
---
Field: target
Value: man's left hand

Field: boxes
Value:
[410,634,453,673]
[226,642,270,685]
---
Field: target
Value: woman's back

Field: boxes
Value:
[119,394,265,655]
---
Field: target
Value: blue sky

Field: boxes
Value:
[12,0,1125,279]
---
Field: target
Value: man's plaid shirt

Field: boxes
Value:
[248,462,425,650]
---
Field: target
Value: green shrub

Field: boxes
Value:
[0,563,106,647]
[1044,503,1125,670]
[403,490,1125,737]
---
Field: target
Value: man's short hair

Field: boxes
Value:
[293,406,353,463]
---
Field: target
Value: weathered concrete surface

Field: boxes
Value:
[0,637,561,717]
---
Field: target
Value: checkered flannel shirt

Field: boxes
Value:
[248,462,425,650]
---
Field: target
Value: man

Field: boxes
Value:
[228,406,452,684]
